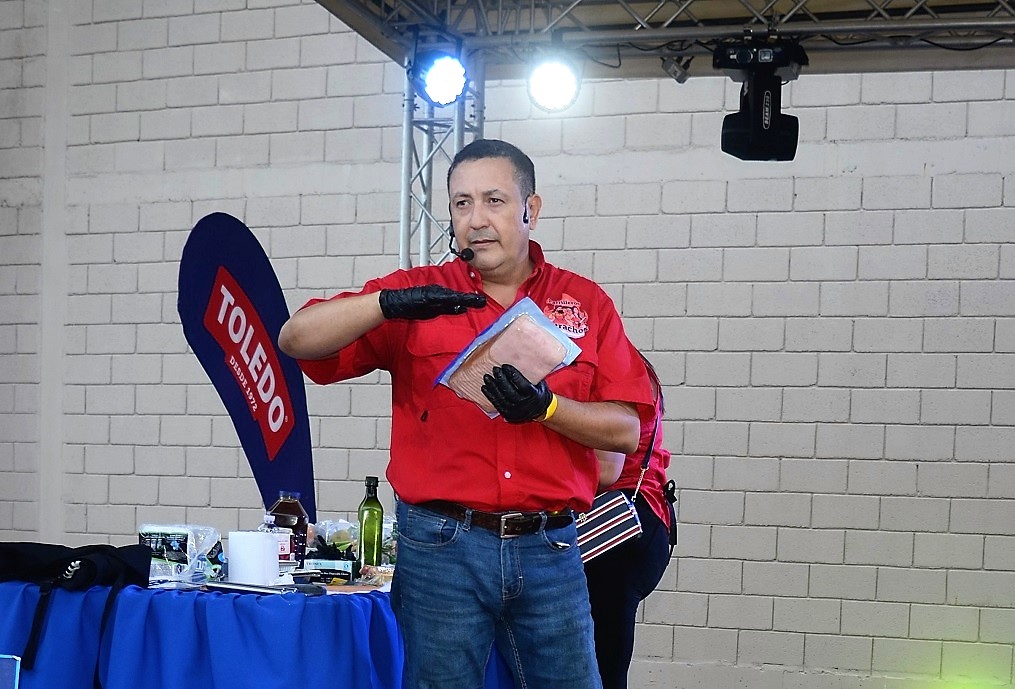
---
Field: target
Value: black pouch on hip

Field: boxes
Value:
[663,480,678,547]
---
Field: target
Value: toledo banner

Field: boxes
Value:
[178,212,316,521]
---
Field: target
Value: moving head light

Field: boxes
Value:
[713,40,808,162]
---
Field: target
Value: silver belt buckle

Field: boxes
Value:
[499,512,524,538]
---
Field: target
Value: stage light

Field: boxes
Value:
[527,56,580,112]
[408,50,467,107]
[712,40,808,161]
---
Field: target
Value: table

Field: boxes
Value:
[0,582,513,689]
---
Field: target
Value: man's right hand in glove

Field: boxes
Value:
[378,285,486,320]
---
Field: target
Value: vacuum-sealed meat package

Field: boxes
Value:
[437,297,581,416]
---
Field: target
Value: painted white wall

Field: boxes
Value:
[1,1,1014,686]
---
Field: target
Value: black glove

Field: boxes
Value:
[481,364,553,424]
[378,285,486,320]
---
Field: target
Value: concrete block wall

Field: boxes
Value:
[0,0,44,536]
[1,1,1014,686]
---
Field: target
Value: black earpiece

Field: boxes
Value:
[522,207,529,224]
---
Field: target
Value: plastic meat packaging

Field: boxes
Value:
[437,297,581,416]
[139,523,224,584]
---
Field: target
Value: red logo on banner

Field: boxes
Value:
[203,266,294,460]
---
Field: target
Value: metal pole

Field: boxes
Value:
[399,68,415,270]
[471,57,486,140]
[419,101,436,267]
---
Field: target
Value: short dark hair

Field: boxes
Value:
[447,139,536,199]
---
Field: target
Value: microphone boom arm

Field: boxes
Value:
[448,226,474,261]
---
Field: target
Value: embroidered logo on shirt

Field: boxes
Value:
[543,293,589,338]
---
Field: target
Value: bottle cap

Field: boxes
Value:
[365,476,379,487]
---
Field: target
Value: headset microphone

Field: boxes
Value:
[448,227,474,261]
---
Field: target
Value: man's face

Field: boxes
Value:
[448,157,532,275]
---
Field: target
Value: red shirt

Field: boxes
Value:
[608,376,672,529]
[298,242,653,513]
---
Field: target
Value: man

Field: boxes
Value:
[278,139,653,689]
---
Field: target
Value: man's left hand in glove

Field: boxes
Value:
[481,364,557,424]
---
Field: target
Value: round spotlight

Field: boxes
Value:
[410,51,467,107]
[527,57,580,112]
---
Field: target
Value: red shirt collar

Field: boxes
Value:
[527,240,546,268]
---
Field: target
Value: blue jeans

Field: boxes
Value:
[391,500,603,689]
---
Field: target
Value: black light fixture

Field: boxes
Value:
[408,49,468,107]
[713,40,808,161]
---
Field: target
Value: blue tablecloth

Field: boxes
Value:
[0,582,513,689]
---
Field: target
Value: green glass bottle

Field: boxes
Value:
[357,476,384,573]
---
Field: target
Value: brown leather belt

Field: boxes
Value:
[418,500,574,538]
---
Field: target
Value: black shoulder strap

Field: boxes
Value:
[20,580,54,670]
[93,574,126,689]
[640,409,659,471]
[632,384,661,498]
[91,545,151,689]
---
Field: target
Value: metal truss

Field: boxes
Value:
[319,0,1015,78]
[396,62,486,268]
[315,0,1015,264]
